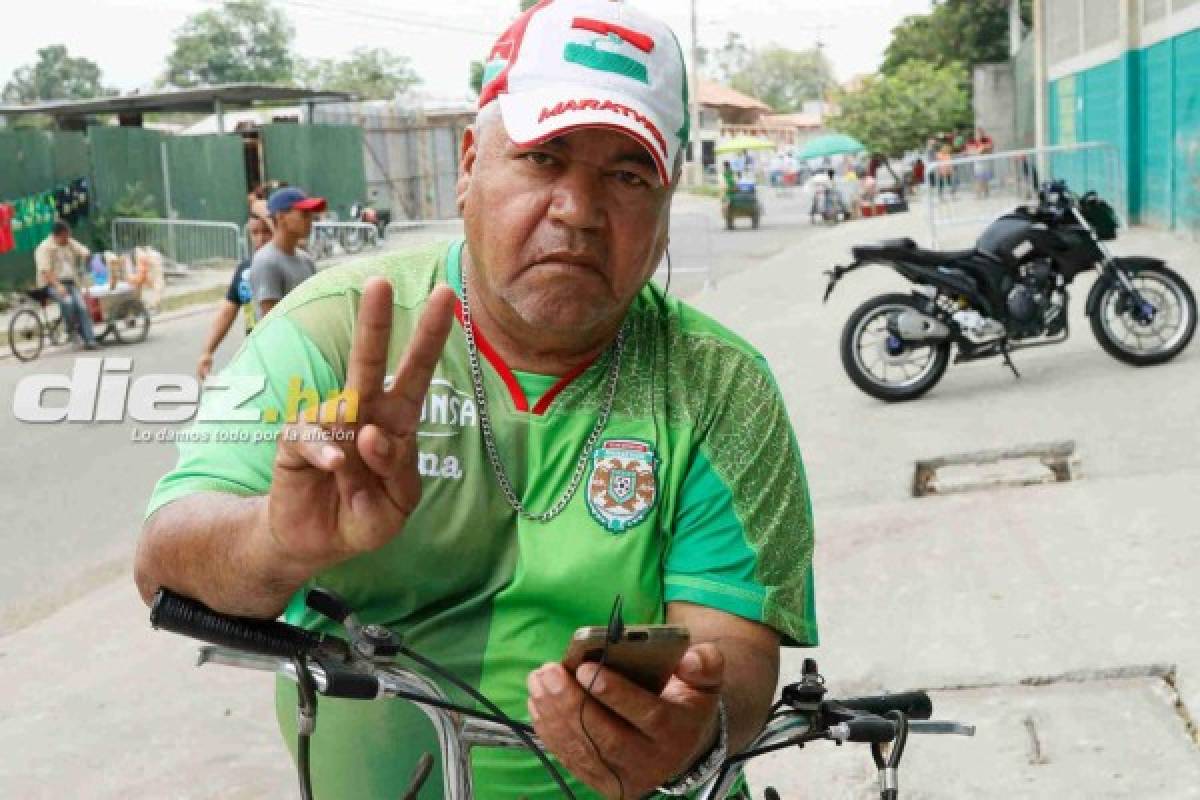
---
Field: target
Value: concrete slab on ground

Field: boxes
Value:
[747,677,1200,799]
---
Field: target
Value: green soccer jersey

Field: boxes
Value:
[146,239,817,799]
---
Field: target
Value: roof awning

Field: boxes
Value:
[0,84,354,119]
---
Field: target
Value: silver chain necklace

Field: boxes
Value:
[459,267,627,522]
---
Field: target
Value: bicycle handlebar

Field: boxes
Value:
[151,589,330,659]
[152,588,974,799]
[836,691,932,721]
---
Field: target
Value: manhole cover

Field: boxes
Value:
[913,441,1078,497]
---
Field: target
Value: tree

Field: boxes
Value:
[826,60,973,156]
[3,45,115,104]
[729,45,834,113]
[300,48,420,100]
[882,0,1032,76]
[164,0,294,87]
[702,32,752,84]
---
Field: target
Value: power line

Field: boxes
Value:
[196,0,499,38]
[283,0,497,37]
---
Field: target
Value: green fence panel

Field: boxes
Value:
[88,126,168,220]
[261,124,366,219]
[0,131,94,289]
[165,134,249,225]
[0,130,55,198]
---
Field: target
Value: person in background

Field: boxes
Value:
[34,220,99,350]
[971,128,994,199]
[249,187,323,320]
[911,157,925,196]
[248,184,269,222]
[722,160,737,195]
[196,215,273,380]
[936,143,956,201]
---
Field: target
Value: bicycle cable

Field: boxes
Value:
[394,642,577,799]
[579,595,627,800]
[292,655,320,800]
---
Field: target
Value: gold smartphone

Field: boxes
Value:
[562,625,690,694]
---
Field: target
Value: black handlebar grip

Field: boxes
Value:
[839,691,932,720]
[843,716,897,743]
[151,588,324,658]
[312,653,381,700]
[316,661,382,700]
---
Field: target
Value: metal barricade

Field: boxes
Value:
[111,218,247,275]
[925,142,1125,248]
[308,221,382,262]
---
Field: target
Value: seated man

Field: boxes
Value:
[135,2,817,797]
[34,220,98,349]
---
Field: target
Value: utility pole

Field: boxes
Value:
[688,0,702,187]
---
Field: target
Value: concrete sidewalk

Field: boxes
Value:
[688,207,1200,796]
[1,202,1197,798]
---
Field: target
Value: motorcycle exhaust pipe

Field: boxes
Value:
[889,310,951,342]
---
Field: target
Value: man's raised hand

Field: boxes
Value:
[267,278,457,571]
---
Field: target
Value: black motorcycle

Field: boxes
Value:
[824,180,1196,402]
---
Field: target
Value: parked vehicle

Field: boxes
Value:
[825,180,1196,401]
[349,202,392,250]
[722,182,762,230]
[8,284,150,361]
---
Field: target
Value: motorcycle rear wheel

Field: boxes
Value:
[840,293,952,402]
[1090,265,1196,366]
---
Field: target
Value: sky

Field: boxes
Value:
[0,0,933,102]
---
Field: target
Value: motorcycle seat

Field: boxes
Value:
[853,238,977,268]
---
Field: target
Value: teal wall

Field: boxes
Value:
[1048,25,1200,233]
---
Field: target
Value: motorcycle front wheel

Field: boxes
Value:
[1090,265,1196,366]
[840,293,952,402]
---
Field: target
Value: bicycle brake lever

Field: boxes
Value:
[305,586,401,659]
[907,720,975,736]
[306,587,353,623]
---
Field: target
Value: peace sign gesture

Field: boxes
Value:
[266,278,457,571]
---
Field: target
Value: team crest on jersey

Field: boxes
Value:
[587,439,657,533]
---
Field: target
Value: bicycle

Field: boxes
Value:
[7,284,151,361]
[150,587,974,800]
[8,287,71,361]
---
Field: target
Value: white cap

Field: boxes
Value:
[478,0,690,186]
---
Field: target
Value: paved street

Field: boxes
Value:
[1,194,1197,797]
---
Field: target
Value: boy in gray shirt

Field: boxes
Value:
[249,187,324,320]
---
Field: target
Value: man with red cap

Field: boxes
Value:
[137,2,817,797]
[248,186,326,320]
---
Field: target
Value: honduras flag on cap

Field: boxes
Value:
[478,0,690,187]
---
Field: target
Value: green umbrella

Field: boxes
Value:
[714,135,777,154]
[797,133,866,160]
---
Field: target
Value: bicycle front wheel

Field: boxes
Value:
[113,304,151,345]
[9,309,44,361]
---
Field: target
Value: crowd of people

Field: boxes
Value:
[24,176,327,367]
[716,126,1000,223]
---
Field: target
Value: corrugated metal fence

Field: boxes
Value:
[0,130,90,289]
[261,123,367,221]
[315,104,467,221]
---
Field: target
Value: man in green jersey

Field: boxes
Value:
[135,1,816,797]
